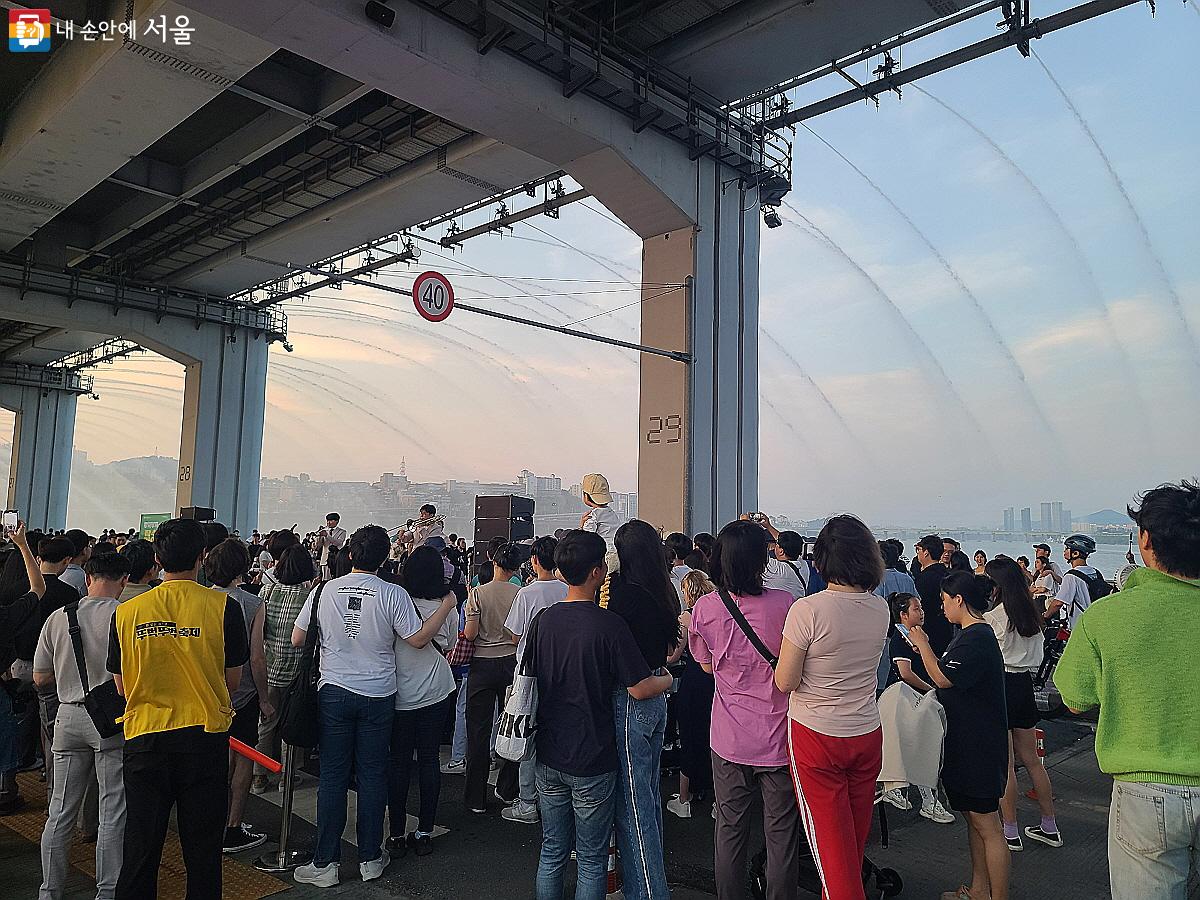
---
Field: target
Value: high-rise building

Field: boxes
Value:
[1052,501,1064,533]
[1063,508,1072,533]
[1021,507,1033,532]
[1003,507,1015,532]
[1040,502,1053,532]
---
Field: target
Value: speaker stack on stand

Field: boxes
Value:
[473,494,535,567]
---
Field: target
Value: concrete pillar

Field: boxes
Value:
[176,328,268,533]
[637,160,760,534]
[0,385,78,530]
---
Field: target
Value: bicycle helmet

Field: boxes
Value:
[1063,533,1096,556]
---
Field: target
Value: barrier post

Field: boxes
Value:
[255,742,313,872]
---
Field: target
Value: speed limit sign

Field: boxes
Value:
[412,271,455,322]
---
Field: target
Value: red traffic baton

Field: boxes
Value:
[229,736,282,773]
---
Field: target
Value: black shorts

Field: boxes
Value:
[1004,671,1040,731]
[945,788,999,814]
[230,695,260,746]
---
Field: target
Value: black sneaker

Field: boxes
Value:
[1024,826,1064,848]
[408,832,433,857]
[385,834,409,857]
[222,825,267,853]
[1005,834,1023,852]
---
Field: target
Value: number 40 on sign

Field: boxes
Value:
[412,271,455,322]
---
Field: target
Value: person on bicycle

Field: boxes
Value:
[1043,535,1108,630]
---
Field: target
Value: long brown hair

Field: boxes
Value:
[985,556,1042,638]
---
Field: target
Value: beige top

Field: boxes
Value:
[782,589,891,737]
[465,580,519,658]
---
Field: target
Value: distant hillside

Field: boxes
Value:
[0,443,178,533]
[1083,509,1130,526]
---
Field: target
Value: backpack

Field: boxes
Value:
[1065,568,1114,605]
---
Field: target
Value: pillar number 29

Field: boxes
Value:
[646,414,682,444]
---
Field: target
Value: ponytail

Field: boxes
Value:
[940,570,994,613]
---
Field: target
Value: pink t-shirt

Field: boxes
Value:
[688,588,793,767]
[781,589,891,737]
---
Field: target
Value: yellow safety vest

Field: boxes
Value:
[114,580,233,740]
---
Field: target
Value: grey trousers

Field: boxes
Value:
[712,752,799,900]
[39,703,126,900]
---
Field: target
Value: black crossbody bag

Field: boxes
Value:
[717,588,778,669]
[64,602,125,739]
[278,581,326,749]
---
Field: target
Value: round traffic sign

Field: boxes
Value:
[412,271,455,322]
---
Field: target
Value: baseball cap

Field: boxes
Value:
[423,535,448,551]
[581,473,613,505]
[1032,543,1051,552]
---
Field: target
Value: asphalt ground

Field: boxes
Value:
[10,716,1177,900]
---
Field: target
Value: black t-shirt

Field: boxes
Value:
[534,601,651,777]
[1,590,41,672]
[14,575,77,661]
[937,622,1008,799]
[913,563,953,654]
[887,629,930,688]
[605,573,679,671]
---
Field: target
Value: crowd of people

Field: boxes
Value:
[0,474,1197,900]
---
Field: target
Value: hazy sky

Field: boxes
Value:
[28,3,1199,528]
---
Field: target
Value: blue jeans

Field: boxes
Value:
[1108,781,1200,900]
[315,685,395,866]
[451,672,468,763]
[536,763,616,900]
[612,691,669,900]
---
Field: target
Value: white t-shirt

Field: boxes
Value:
[504,578,569,661]
[393,594,457,711]
[1053,565,1099,629]
[983,604,1044,673]
[581,505,622,550]
[670,565,693,611]
[295,572,420,698]
[763,556,811,600]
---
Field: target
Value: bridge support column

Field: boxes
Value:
[176,329,268,533]
[0,379,80,531]
[638,160,760,535]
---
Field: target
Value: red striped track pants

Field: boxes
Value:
[787,719,882,900]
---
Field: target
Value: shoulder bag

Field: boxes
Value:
[495,608,544,762]
[278,581,325,749]
[717,588,778,669]
[64,602,126,739]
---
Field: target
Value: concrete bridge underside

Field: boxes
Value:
[0,0,982,531]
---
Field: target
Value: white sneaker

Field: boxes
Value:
[294,861,339,887]
[920,801,955,824]
[502,800,540,824]
[881,788,913,811]
[666,795,692,819]
[360,848,390,882]
[440,759,466,775]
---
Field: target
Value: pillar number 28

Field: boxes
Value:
[646,414,682,444]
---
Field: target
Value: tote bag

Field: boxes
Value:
[495,610,544,763]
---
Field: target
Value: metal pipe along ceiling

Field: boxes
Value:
[164,133,498,284]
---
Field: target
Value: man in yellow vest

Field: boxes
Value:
[106,517,248,899]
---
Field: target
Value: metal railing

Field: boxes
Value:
[0,260,287,342]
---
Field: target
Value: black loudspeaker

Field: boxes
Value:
[474,494,535,544]
[364,1,395,28]
[179,506,216,522]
